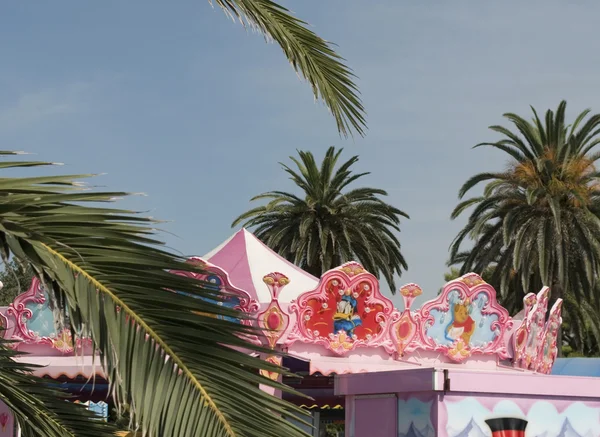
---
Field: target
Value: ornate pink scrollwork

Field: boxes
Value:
[516,287,550,370]
[263,272,290,300]
[287,262,400,355]
[0,311,7,340]
[4,277,92,353]
[389,284,422,358]
[535,299,563,374]
[6,277,54,347]
[257,273,290,349]
[512,292,537,368]
[415,273,512,363]
[259,355,283,381]
[172,257,261,317]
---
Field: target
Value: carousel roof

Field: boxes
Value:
[203,228,318,303]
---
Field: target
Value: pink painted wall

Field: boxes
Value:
[397,393,436,437]
[354,395,397,437]
[438,393,600,437]
[347,393,438,437]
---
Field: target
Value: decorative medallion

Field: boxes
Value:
[52,329,75,354]
[389,283,422,357]
[259,355,282,381]
[257,273,291,349]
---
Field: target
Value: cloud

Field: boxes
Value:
[397,398,433,434]
[446,397,600,437]
[446,397,492,434]
[0,81,91,131]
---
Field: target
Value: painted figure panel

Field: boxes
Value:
[417,274,511,362]
[288,262,398,355]
[170,257,259,325]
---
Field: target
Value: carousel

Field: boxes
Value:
[1,228,596,437]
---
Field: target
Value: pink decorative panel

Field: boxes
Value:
[354,396,397,437]
[536,299,563,374]
[287,262,399,355]
[512,292,537,367]
[171,257,260,317]
[4,277,90,353]
[514,287,550,370]
[414,273,512,362]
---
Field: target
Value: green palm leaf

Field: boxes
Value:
[212,0,366,137]
[233,147,408,290]
[0,152,309,437]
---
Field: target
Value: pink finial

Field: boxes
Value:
[263,272,290,300]
[399,283,422,311]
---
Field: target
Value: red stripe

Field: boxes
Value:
[491,431,526,437]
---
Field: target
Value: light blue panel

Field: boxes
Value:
[425,289,500,347]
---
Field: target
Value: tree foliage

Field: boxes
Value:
[0,260,35,305]
[233,147,408,291]
[450,101,600,356]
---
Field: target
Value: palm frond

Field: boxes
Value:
[212,0,366,137]
[0,152,310,437]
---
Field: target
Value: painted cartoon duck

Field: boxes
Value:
[333,288,362,337]
[445,298,475,344]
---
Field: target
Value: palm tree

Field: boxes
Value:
[449,101,600,354]
[211,0,365,137]
[0,260,35,305]
[232,147,409,291]
[1,2,366,435]
[0,151,309,437]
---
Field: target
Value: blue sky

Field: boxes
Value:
[1,0,598,303]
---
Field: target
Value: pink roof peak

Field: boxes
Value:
[203,228,318,303]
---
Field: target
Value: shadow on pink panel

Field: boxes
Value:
[354,396,396,437]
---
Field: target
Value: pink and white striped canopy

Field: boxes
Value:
[203,229,319,304]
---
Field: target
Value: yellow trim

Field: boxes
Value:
[42,243,235,437]
[299,404,344,410]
